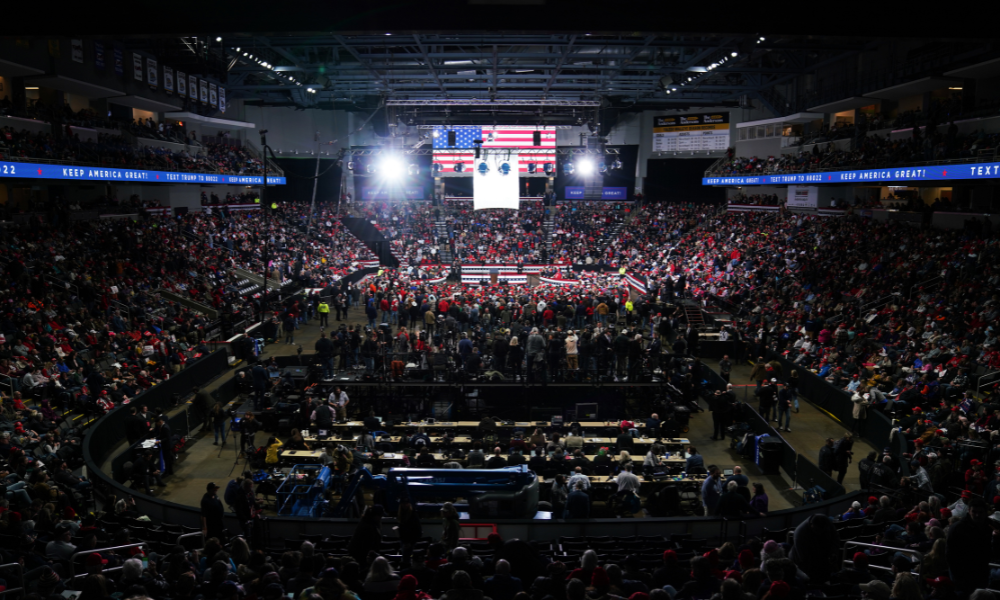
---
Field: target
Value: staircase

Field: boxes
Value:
[435,216,453,263]
[341,217,400,268]
[543,214,556,257]
[680,300,705,329]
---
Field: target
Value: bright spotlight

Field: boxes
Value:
[499,162,511,175]
[432,130,440,138]
[477,162,490,175]
[577,159,594,175]
[381,156,405,178]
[731,51,738,57]
[216,36,222,42]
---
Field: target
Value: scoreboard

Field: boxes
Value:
[652,112,730,152]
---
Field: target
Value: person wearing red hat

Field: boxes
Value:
[652,550,689,590]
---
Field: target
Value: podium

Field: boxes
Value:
[490,268,499,285]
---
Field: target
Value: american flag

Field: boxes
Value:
[432,125,556,173]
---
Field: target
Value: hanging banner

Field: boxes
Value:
[163,66,174,95]
[200,80,208,104]
[133,53,143,81]
[71,39,83,63]
[189,75,197,101]
[177,71,186,97]
[218,87,226,112]
[209,83,217,108]
[94,42,105,70]
[114,47,123,77]
[147,58,158,90]
[0,160,287,185]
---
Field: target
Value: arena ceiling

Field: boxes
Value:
[14,0,1000,120]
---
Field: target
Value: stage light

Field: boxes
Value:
[499,162,511,175]
[454,162,465,173]
[235,47,240,52]
[381,156,405,179]
[408,163,420,176]
[432,130,440,138]
[612,159,622,170]
[543,162,554,175]
[366,163,377,174]
[564,162,575,175]
[433,163,443,175]
[598,162,608,174]
[477,162,490,175]
[731,51,738,56]
[347,160,356,171]
[527,162,536,174]
[216,37,222,42]
[577,159,594,175]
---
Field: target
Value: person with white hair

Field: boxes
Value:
[842,500,865,521]
[364,556,400,594]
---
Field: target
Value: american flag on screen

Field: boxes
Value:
[432,125,556,173]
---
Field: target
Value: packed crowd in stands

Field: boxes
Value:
[0,126,265,175]
[447,206,547,264]
[709,121,1000,178]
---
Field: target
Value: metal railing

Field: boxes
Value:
[69,542,149,578]
[909,275,944,300]
[0,562,25,598]
[859,293,898,314]
[979,370,1000,395]
[841,541,924,575]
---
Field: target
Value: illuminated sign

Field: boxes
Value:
[701,163,1000,186]
[0,161,285,185]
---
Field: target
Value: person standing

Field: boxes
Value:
[396,497,423,566]
[330,387,349,421]
[701,465,723,516]
[209,402,229,446]
[818,438,835,476]
[440,502,460,550]
[718,355,732,383]
[750,357,767,390]
[317,300,330,328]
[758,378,777,422]
[776,382,793,432]
[946,497,994,596]
[201,482,226,542]
[283,314,297,345]
[834,433,854,484]
[156,414,175,476]
[852,391,870,435]
[565,331,579,375]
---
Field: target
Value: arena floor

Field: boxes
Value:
[101,313,874,516]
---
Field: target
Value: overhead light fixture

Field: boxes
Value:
[347,161,356,171]
[408,163,420,176]
[949,87,963,90]
[543,162,554,175]
[25,86,39,90]
[577,159,594,175]
[499,162,511,176]
[235,47,240,52]
[454,162,465,173]
[477,161,489,175]
[432,130,440,138]
[598,162,608,174]
[760,36,765,41]
[527,162,536,174]
[612,159,622,170]
[385,32,392,36]
[366,163,377,174]
[432,163,443,175]
[731,51,738,57]
[564,162,575,175]
[215,36,222,42]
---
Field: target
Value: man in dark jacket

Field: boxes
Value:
[613,330,629,380]
[565,482,590,519]
[857,451,877,488]
[946,497,996,596]
[282,315,296,345]
[818,438,836,476]
[716,480,762,517]
[790,514,840,583]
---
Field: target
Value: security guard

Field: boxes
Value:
[619,265,627,277]
[318,299,330,327]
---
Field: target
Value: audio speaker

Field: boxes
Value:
[533,131,541,146]
[448,131,456,146]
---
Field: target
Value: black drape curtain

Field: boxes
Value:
[644,158,725,203]
[269,157,343,205]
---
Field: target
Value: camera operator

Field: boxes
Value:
[238,411,260,457]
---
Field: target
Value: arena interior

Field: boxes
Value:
[2,5,1000,600]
